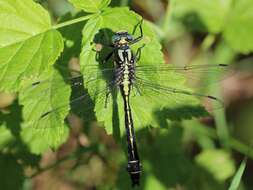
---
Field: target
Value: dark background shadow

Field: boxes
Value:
[154,105,209,128]
[0,101,40,190]
[116,126,225,190]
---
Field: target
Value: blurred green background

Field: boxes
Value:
[1,0,253,189]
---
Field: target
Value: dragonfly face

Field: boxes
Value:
[112,31,134,46]
[112,32,134,65]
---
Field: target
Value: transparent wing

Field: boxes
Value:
[22,85,113,130]
[74,63,232,82]
[136,63,228,71]
[17,63,230,130]
[134,74,224,113]
[136,63,234,87]
[19,66,116,130]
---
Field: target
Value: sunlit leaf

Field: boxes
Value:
[223,0,253,53]
[68,0,111,13]
[195,149,235,181]
[228,158,247,190]
[19,69,70,154]
[171,0,232,33]
[80,7,200,135]
[0,0,64,91]
[0,125,13,150]
[171,0,253,53]
[0,0,51,46]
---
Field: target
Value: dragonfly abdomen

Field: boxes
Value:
[121,86,141,187]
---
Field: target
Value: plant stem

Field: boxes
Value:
[201,34,216,50]
[52,14,95,30]
[162,0,172,33]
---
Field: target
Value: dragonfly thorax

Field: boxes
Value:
[114,50,136,88]
[115,48,133,63]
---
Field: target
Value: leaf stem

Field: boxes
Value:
[201,34,216,50]
[162,0,172,33]
[52,14,96,30]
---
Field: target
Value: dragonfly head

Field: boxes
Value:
[112,31,134,45]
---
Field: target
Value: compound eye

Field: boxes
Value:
[126,35,133,41]
[112,35,120,43]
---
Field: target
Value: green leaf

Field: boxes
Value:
[144,173,167,190]
[223,0,253,53]
[0,0,51,46]
[0,125,14,150]
[69,0,111,13]
[0,0,67,152]
[171,0,253,53]
[0,31,63,91]
[19,69,70,154]
[228,158,247,190]
[0,0,64,91]
[80,7,200,135]
[195,149,235,181]
[0,101,22,151]
[139,127,192,188]
[171,0,232,33]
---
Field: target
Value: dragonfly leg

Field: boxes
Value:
[104,88,111,108]
[135,44,146,62]
[130,18,143,45]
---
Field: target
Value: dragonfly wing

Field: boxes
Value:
[19,66,115,130]
[134,75,224,115]
[136,63,234,89]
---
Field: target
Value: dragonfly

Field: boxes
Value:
[18,19,230,186]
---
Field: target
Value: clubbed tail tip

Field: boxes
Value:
[131,173,140,187]
[127,160,142,187]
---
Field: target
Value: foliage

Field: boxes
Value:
[228,158,247,190]
[171,0,253,53]
[69,0,111,12]
[0,0,253,189]
[0,0,63,91]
